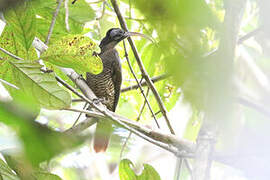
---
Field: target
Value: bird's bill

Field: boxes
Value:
[124,32,154,42]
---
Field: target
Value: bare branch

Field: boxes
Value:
[121,74,169,93]
[110,0,175,135]
[0,46,23,60]
[193,0,247,179]
[63,107,196,156]
[122,40,159,127]
[64,0,70,32]
[238,27,261,44]
[0,78,19,89]
[237,96,270,117]
[65,117,97,134]
[71,102,88,127]
[96,1,106,20]
[120,87,150,158]
[45,0,63,45]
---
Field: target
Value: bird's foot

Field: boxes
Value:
[78,74,85,80]
[92,51,99,57]
[42,68,53,73]
[93,97,107,105]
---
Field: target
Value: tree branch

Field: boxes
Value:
[193,0,247,179]
[110,0,175,135]
[237,96,270,117]
[31,38,195,157]
[122,40,159,127]
[65,117,97,134]
[121,74,169,93]
[120,87,149,158]
[0,46,23,60]
[45,0,63,45]
[237,27,261,44]
[63,107,196,155]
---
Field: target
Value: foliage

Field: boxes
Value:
[0,0,269,179]
[41,35,102,74]
[1,60,71,109]
[119,159,161,180]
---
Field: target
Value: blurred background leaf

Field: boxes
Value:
[0,102,84,166]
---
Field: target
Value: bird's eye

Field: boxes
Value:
[110,30,118,37]
[113,35,122,40]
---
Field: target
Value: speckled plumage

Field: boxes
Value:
[86,48,122,112]
[86,41,122,152]
[86,28,129,152]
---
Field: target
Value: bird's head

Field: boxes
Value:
[99,28,153,52]
[99,28,129,51]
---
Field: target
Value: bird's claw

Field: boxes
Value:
[93,97,107,105]
[42,68,53,73]
[79,74,84,80]
[92,51,98,57]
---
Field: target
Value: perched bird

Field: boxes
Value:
[86,28,131,152]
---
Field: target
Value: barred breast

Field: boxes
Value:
[86,69,115,111]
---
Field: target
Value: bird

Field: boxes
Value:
[86,28,131,152]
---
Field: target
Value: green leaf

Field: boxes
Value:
[119,159,137,180]
[33,171,62,180]
[32,0,95,42]
[41,35,103,74]
[4,1,36,56]
[0,159,19,180]
[0,102,84,166]
[64,0,95,24]
[119,159,161,180]
[0,21,38,60]
[1,60,71,110]
[138,164,161,180]
[141,44,162,77]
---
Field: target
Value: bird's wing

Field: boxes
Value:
[111,53,122,112]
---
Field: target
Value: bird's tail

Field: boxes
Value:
[93,119,113,152]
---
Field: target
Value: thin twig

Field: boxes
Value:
[0,78,19,89]
[137,88,150,121]
[111,0,175,134]
[63,107,195,157]
[121,74,169,93]
[89,0,104,4]
[204,28,261,59]
[64,0,70,32]
[96,1,106,20]
[122,40,160,128]
[184,159,193,179]
[65,117,97,134]
[0,47,23,60]
[71,102,88,127]
[45,0,64,45]
[125,17,146,22]
[238,27,261,44]
[119,132,131,158]
[237,96,270,117]
[174,158,183,180]
[120,87,149,158]
[72,99,85,102]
